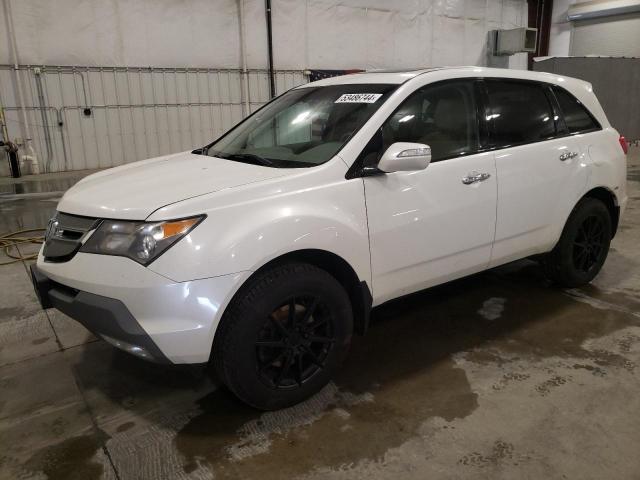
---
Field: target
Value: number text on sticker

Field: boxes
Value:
[335,93,383,104]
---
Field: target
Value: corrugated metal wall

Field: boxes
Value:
[0,65,307,173]
[570,13,640,58]
[533,57,640,141]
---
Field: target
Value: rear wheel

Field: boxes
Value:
[213,262,353,410]
[543,198,612,287]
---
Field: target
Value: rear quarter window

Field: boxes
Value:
[485,80,557,148]
[553,87,600,134]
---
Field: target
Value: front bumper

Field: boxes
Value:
[31,264,171,363]
[32,251,250,364]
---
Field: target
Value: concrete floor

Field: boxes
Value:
[1,147,639,480]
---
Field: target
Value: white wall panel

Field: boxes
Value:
[366,8,395,68]
[464,18,489,65]
[549,0,574,56]
[0,0,242,68]
[432,16,466,66]
[2,0,527,71]
[466,0,489,20]
[393,11,432,68]
[272,0,308,68]
[434,0,465,18]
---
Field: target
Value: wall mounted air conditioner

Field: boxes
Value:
[493,28,538,56]
[568,0,640,21]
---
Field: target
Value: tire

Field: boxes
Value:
[543,197,612,288]
[212,262,353,410]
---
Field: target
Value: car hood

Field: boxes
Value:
[57,151,293,220]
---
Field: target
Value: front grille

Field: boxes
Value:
[43,212,100,262]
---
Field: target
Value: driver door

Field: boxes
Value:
[363,80,497,304]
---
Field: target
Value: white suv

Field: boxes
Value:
[31,67,628,410]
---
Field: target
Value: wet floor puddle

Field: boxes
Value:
[23,431,108,480]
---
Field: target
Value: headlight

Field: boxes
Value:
[80,216,204,265]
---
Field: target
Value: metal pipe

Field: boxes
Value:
[73,68,90,168]
[0,105,9,143]
[98,68,115,169]
[33,68,53,172]
[148,68,163,156]
[112,69,126,165]
[174,69,187,149]
[7,102,256,112]
[205,69,216,139]
[226,71,234,123]
[25,67,47,172]
[124,67,140,161]
[239,0,251,116]
[55,108,69,172]
[136,68,151,158]
[183,69,196,147]
[56,69,72,170]
[83,69,101,167]
[2,0,39,172]
[0,64,304,75]
[69,69,91,114]
[215,71,225,137]
[161,70,174,152]
[194,71,205,144]
[42,73,61,170]
[265,0,276,98]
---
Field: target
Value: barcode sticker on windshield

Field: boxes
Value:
[335,93,382,104]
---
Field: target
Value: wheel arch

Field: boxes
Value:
[582,186,620,237]
[221,249,373,338]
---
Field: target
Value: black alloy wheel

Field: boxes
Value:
[213,262,353,410]
[542,197,612,288]
[256,296,334,389]
[572,214,607,274]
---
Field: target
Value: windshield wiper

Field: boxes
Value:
[223,153,275,167]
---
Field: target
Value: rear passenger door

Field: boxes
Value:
[484,79,588,266]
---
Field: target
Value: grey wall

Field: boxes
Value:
[533,57,640,140]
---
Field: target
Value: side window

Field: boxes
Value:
[379,81,480,163]
[486,81,556,147]
[554,87,600,134]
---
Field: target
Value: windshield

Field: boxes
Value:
[205,84,397,168]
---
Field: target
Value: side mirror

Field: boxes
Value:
[377,142,431,173]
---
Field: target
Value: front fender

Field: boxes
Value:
[147,159,371,286]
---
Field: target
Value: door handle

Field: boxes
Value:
[462,172,491,185]
[559,151,579,161]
